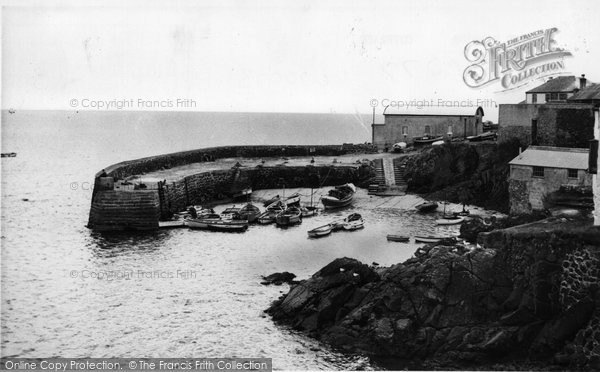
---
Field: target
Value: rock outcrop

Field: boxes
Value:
[401,140,522,213]
[267,220,600,370]
[261,272,297,286]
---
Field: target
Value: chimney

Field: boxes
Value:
[580,74,587,89]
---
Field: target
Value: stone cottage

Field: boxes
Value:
[498,74,596,147]
[508,146,592,214]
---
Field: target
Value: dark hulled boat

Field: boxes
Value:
[275,206,302,227]
[321,183,356,209]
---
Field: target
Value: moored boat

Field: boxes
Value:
[387,234,410,242]
[232,187,252,200]
[300,205,319,217]
[307,224,333,238]
[0,152,17,158]
[275,206,302,227]
[282,192,301,206]
[238,203,261,223]
[467,131,497,142]
[221,207,242,220]
[263,195,280,207]
[336,213,363,230]
[414,236,447,243]
[159,220,187,228]
[435,215,465,225]
[321,183,356,209]
[413,136,444,145]
[415,201,438,213]
[257,201,285,224]
[205,219,248,232]
[343,219,364,230]
[186,213,222,229]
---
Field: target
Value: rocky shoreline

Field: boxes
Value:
[265,217,600,370]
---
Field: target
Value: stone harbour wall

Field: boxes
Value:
[88,144,377,231]
[88,190,160,231]
[158,165,369,217]
[99,144,377,180]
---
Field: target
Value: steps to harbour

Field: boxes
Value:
[368,157,406,196]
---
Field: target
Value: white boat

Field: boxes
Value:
[415,236,446,243]
[205,219,248,232]
[282,192,301,206]
[186,213,222,229]
[343,219,364,230]
[435,216,465,225]
[307,224,333,238]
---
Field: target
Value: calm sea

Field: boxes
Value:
[1,110,466,370]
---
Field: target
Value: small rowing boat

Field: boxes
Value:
[238,203,261,223]
[413,136,443,145]
[339,213,364,231]
[232,187,252,200]
[300,205,319,217]
[435,216,465,225]
[307,224,333,238]
[263,195,280,207]
[386,235,410,242]
[257,201,285,224]
[414,236,446,243]
[415,201,438,213]
[467,131,497,142]
[276,206,302,227]
[221,207,242,220]
[283,192,301,206]
[186,213,222,229]
[321,183,356,209]
[205,219,248,232]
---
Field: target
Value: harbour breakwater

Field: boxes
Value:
[266,217,600,370]
[88,144,377,231]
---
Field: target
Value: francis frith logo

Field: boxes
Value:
[463,28,572,90]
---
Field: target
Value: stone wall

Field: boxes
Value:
[99,144,377,180]
[158,164,369,217]
[88,190,160,231]
[498,103,595,147]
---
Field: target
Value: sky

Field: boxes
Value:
[1,0,600,121]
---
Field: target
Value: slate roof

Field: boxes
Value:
[526,76,579,93]
[509,146,589,169]
[569,83,600,101]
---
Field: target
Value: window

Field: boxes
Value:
[402,126,408,135]
[568,169,578,179]
[531,94,537,104]
[545,93,566,102]
[424,125,431,135]
[532,166,545,178]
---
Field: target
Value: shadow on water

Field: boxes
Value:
[86,229,171,257]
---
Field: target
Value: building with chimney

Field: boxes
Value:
[498,74,596,148]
